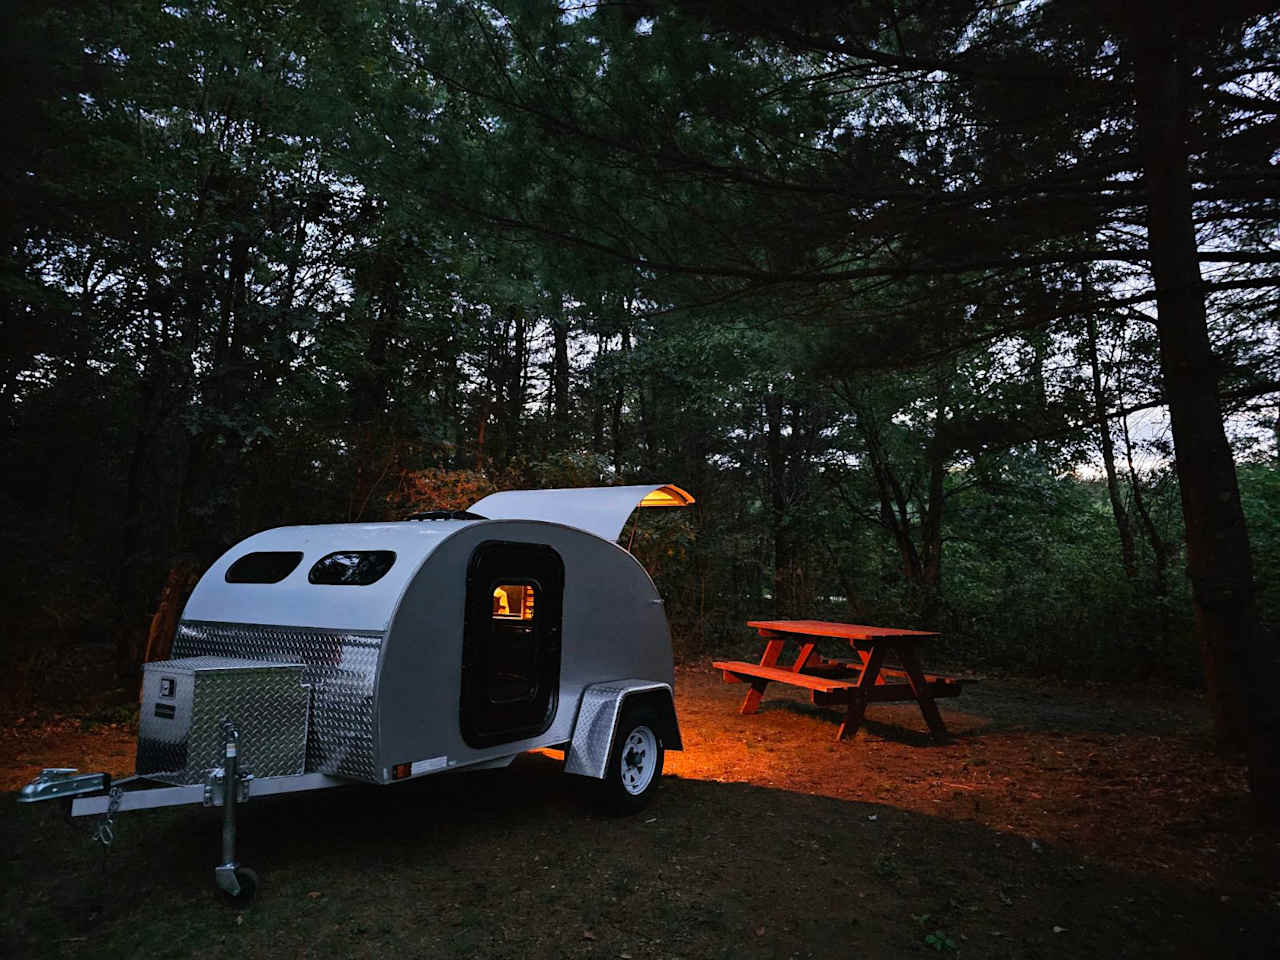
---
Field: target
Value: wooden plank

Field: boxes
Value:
[749,619,940,642]
[741,678,769,715]
[759,638,785,668]
[742,638,784,714]
[790,641,817,672]
[817,659,968,685]
[855,644,887,693]
[865,683,956,702]
[900,645,949,741]
[713,661,858,693]
[836,691,868,740]
[801,664,866,681]
[812,680,964,707]
[837,644,887,740]
[714,668,963,701]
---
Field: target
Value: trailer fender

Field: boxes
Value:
[564,680,682,780]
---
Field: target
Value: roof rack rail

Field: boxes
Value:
[405,510,488,521]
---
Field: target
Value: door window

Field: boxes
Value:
[492,583,535,620]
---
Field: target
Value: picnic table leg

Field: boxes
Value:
[899,645,949,741]
[852,647,887,683]
[837,644,886,740]
[741,679,769,715]
[740,637,785,715]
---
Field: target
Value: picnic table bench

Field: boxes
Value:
[713,619,968,741]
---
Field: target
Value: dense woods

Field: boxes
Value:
[3,3,1277,807]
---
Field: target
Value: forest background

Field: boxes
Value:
[2,1,1277,790]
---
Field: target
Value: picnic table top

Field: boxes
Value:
[747,619,940,642]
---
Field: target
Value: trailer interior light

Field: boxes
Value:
[638,485,695,508]
[493,583,536,620]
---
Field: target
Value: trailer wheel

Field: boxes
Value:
[222,867,259,904]
[600,704,665,814]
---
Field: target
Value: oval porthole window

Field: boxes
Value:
[225,551,304,584]
[308,550,397,585]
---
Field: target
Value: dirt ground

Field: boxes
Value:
[3,655,1279,958]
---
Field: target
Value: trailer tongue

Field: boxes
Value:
[19,731,342,900]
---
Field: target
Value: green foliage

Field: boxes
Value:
[1241,462,1280,631]
[912,913,959,953]
[925,930,959,953]
[1,0,1275,698]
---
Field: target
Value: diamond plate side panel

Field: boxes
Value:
[189,661,308,783]
[138,657,308,784]
[174,621,384,782]
[564,680,674,779]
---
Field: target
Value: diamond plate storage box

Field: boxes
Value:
[137,657,309,785]
[173,621,383,781]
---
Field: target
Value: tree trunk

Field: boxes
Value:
[215,225,251,416]
[918,368,951,628]
[501,303,527,460]
[855,397,923,586]
[763,391,791,616]
[591,330,606,453]
[1084,307,1138,579]
[1029,329,1049,458]
[551,292,570,425]
[140,555,201,670]
[514,305,527,433]
[1130,15,1278,819]
[1121,413,1171,644]
[611,324,631,475]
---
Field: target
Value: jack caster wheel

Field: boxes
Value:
[221,866,259,905]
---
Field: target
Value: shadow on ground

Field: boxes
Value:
[752,673,1206,740]
[4,752,1276,960]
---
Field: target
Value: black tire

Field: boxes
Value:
[599,704,665,814]
[222,866,258,905]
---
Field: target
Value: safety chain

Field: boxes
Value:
[93,786,123,849]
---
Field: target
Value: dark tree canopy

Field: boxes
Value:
[2,0,1277,813]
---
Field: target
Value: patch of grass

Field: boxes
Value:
[83,704,139,729]
[873,851,905,886]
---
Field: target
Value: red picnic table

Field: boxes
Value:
[713,620,966,741]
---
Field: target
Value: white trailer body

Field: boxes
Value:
[20,484,694,899]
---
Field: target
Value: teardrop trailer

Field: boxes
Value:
[18,484,694,901]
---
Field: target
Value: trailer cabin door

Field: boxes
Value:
[461,541,565,747]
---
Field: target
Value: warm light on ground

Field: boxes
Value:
[0,664,1257,898]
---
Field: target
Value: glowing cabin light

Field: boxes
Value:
[493,584,535,620]
[637,485,696,508]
